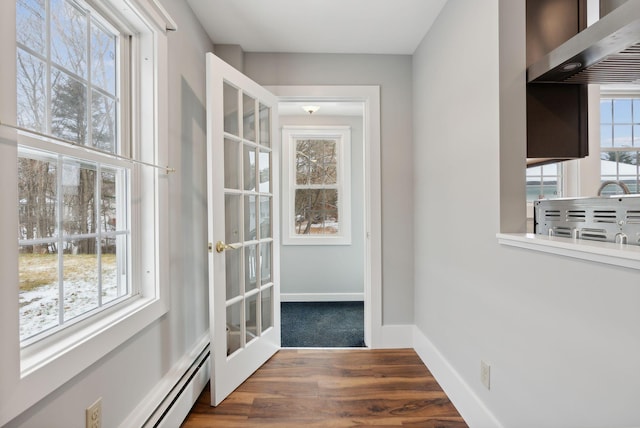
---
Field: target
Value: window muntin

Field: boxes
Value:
[600,97,640,194]
[16,0,131,345]
[282,127,351,245]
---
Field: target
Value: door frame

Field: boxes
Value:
[266,85,382,347]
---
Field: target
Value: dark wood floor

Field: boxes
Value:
[181,348,468,427]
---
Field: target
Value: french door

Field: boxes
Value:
[205,53,280,406]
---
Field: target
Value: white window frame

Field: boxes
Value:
[282,126,352,245]
[598,88,640,193]
[0,0,173,424]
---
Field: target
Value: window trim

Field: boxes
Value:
[0,0,172,424]
[281,126,352,246]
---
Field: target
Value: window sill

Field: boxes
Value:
[496,233,640,270]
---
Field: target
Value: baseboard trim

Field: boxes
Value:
[120,333,210,428]
[412,327,503,428]
[281,293,364,302]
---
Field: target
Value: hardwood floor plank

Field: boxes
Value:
[181,349,467,428]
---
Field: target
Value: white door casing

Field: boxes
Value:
[205,53,280,406]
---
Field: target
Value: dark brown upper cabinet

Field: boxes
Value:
[526,0,589,161]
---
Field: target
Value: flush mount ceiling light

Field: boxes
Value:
[302,105,320,114]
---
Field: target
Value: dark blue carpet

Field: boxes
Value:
[281,301,365,348]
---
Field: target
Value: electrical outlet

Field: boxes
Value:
[86,398,102,428]
[480,360,491,390]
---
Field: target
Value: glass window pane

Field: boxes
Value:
[18,154,58,240]
[62,161,96,236]
[224,139,240,189]
[322,141,337,185]
[223,82,239,136]
[261,286,272,333]
[259,150,270,193]
[259,196,271,239]
[260,242,271,285]
[244,195,257,241]
[245,293,258,344]
[245,244,258,292]
[296,141,311,185]
[613,99,633,123]
[306,140,321,184]
[225,247,241,300]
[226,300,242,356]
[601,124,613,148]
[294,189,315,235]
[19,246,60,341]
[613,125,632,148]
[17,0,46,54]
[102,234,127,304]
[634,99,640,123]
[17,50,47,132]
[92,91,116,152]
[52,68,87,145]
[225,194,241,244]
[259,103,270,147]
[243,93,256,142]
[600,99,613,124]
[63,238,99,321]
[100,168,120,233]
[91,20,117,95]
[244,145,256,191]
[51,0,87,78]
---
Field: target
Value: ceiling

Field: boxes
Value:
[185,0,449,55]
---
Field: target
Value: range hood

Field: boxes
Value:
[528,0,640,84]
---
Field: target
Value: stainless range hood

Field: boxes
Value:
[528,0,640,84]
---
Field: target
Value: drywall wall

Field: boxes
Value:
[4,0,213,426]
[413,0,640,427]
[279,114,365,298]
[244,53,414,324]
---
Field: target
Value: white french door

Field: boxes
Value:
[205,53,280,406]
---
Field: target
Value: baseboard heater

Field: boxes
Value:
[142,344,210,428]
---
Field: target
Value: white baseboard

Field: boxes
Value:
[412,327,503,428]
[281,293,364,302]
[120,333,210,428]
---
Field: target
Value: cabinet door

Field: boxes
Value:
[526,0,589,160]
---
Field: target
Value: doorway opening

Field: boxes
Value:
[269,86,382,349]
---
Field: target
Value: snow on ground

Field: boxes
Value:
[19,268,119,341]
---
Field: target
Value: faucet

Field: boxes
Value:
[597,180,631,196]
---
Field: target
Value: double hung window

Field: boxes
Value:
[282,126,351,245]
[0,0,173,423]
[17,0,130,344]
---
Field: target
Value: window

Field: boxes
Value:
[16,0,130,344]
[0,0,173,423]
[526,163,562,202]
[600,96,640,194]
[282,126,351,245]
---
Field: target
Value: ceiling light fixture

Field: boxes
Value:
[302,105,320,114]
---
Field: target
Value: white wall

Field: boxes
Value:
[279,115,365,298]
[413,1,640,427]
[245,53,414,324]
[5,0,213,426]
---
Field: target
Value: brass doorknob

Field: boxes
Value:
[215,241,241,253]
